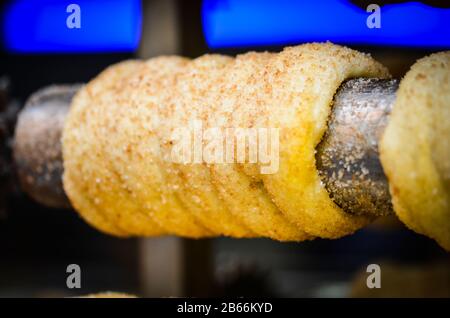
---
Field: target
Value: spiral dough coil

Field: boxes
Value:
[62,43,391,240]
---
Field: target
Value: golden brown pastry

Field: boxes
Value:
[64,61,166,237]
[207,45,389,239]
[63,43,390,240]
[163,55,256,238]
[380,51,450,251]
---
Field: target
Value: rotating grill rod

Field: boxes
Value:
[12,78,399,216]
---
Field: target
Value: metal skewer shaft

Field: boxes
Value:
[316,78,398,216]
[13,85,81,208]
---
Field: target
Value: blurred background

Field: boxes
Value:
[0,0,449,297]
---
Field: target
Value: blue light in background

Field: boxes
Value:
[3,0,142,53]
[202,0,450,49]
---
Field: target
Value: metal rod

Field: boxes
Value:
[316,78,398,217]
[13,85,82,208]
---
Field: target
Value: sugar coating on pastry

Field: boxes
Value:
[161,53,308,240]
[165,55,256,238]
[63,43,390,240]
[257,43,389,238]
[380,51,450,251]
[199,52,312,240]
[63,61,166,236]
[63,61,139,236]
